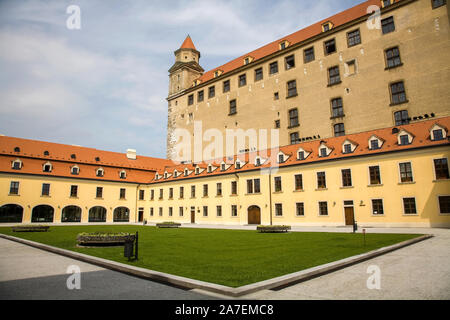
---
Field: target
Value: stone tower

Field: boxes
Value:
[167,36,204,160]
[168,35,204,98]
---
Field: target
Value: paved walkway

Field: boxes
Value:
[0,226,449,299]
[0,238,211,300]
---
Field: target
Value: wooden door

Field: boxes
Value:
[344,207,354,225]
[248,206,261,225]
[190,207,195,223]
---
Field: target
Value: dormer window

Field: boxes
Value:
[243,56,254,65]
[221,163,226,171]
[235,161,241,170]
[173,170,178,178]
[343,144,352,154]
[44,151,50,156]
[184,169,189,176]
[298,151,305,160]
[195,167,200,175]
[430,124,447,141]
[120,170,127,179]
[71,154,76,159]
[214,70,223,78]
[320,148,328,157]
[12,159,22,170]
[279,40,290,50]
[43,162,52,173]
[155,173,160,180]
[370,139,380,150]
[278,154,285,164]
[14,147,20,152]
[399,135,410,145]
[71,166,79,175]
[322,22,334,32]
[96,168,104,177]
[381,0,393,8]
[255,158,261,166]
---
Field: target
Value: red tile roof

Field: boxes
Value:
[151,116,450,184]
[196,0,401,84]
[180,35,197,51]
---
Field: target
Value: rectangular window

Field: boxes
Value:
[317,172,326,189]
[198,90,204,102]
[290,132,299,145]
[42,183,50,196]
[180,186,184,199]
[169,207,173,217]
[287,80,297,98]
[399,162,413,182]
[275,119,280,128]
[169,188,173,199]
[304,47,315,63]
[150,208,154,217]
[432,0,447,9]
[203,184,208,197]
[382,17,395,34]
[275,203,283,216]
[433,130,444,141]
[150,190,154,200]
[289,108,299,127]
[254,179,260,193]
[9,181,19,195]
[370,140,380,150]
[347,29,361,47]
[179,207,184,217]
[331,98,344,117]
[334,123,345,137]
[343,144,352,154]
[274,177,282,192]
[231,205,238,217]
[399,135,410,146]
[385,47,402,69]
[159,189,163,200]
[285,55,295,70]
[328,66,341,86]
[394,110,409,125]
[296,202,304,216]
[372,199,384,215]
[231,181,237,195]
[403,198,417,214]
[216,206,222,217]
[139,190,145,200]
[217,183,222,196]
[438,196,450,214]
[188,94,194,106]
[120,188,126,199]
[269,61,278,75]
[247,179,253,194]
[229,99,237,115]
[324,39,336,55]
[390,81,407,105]
[434,158,450,179]
[319,201,328,215]
[255,67,263,81]
[203,206,208,217]
[96,187,103,198]
[159,207,163,217]
[208,86,215,98]
[70,185,78,197]
[369,166,381,185]
[342,169,352,187]
[295,174,303,191]
[238,74,247,87]
[223,80,230,93]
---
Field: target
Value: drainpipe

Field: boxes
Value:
[135,183,140,224]
[268,168,273,226]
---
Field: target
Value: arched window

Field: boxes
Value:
[0,204,23,223]
[71,166,79,175]
[113,207,129,222]
[96,168,104,177]
[43,162,52,172]
[88,206,107,223]
[12,159,22,170]
[31,205,54,223]
[119,170,127,179]
[61,206,82,223]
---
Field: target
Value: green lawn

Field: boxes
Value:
[0,225,421,287]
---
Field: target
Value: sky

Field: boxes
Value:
[0,0,363,159]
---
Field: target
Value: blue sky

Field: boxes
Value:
[0,0,362,158]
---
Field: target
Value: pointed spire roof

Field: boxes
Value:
[180,35,197,50]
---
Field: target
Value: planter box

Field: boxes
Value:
[156,222,181,228]
[257,225,291,233]
[12,225,49,232]
[77,233,135,246]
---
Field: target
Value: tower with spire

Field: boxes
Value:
[168,35,204,98]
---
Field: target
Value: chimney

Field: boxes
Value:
[126,149,137,160]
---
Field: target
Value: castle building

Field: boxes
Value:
[0,0,449,228]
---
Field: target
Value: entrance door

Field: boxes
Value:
[138,209,144,222]
[190,207,195,223]
[344,207,355,225]
[248,206,261,225]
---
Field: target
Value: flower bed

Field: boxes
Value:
[77,232,135,246]
[12,225,49,232]
[257,225,291,233]
[156,222,182,228]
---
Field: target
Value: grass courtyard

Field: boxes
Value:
[0,225,421,287]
